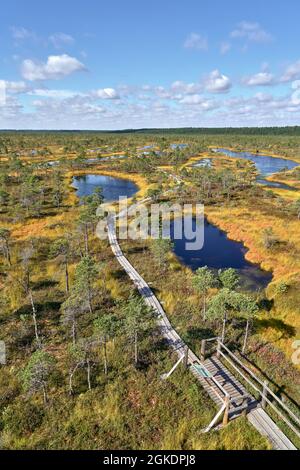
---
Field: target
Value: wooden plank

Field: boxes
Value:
[204,357,249,399]
[248,408,297,450]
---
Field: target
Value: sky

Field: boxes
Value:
[1,0,300,129]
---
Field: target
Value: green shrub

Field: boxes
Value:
[276,282,289,295]
[2,400,44,437]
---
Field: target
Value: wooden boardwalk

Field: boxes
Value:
[105,217,297,450]
[196,356,258,413]
[248,408,297,451]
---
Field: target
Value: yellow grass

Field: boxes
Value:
[205,204,300,357]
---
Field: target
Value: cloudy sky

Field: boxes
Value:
[1,0,300,129]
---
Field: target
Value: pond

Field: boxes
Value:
[256,178,297,191]
[139,145,156,151]
[72,174,138,201]
[86,155,127,164]
[170,143,188,150]
[170,218,272,291]
[192,158,212,168]
[213,148,299,189]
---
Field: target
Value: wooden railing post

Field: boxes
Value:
[261,380,269,410]
[216,337,221,359]
[222,395,230,426]
[242,396,248,417]
[183,346,189,369]
[200,339,206,362]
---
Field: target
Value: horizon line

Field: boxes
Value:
[0,125,300,132]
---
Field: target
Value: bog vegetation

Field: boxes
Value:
[0,129,299,449]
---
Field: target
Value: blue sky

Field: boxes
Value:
[1,0,300,129]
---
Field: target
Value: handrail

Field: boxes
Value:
[262,393,300,440]
[204,336,220,343]
[219,341,300,428]
[205,335,300,440]
[218,349,263,397]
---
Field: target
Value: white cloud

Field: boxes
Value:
[253,92,273,103]
[32,96,106,117]
[4,89,300,129]
[220,42,231,55]
[94,88,120,99]
[204,70,232,93]
[291,93,300,106]
[3,71,300,129]
[21,54,86,81]
[154,86,171,99]
[242,72,275,86]
[10,26,36,41]
[0,95,24,119]
[3,80,29,93]
[179,94,218,111]
[179,94,205,105]
[292,80,300,90]
[170,81,202,94]
[230,21,273,43]
[280,60,300,83]
[184,33,208,51]
[223,91,300,118]
[49,32,75,48]
[291,81,300,105]
[29,89,80,99]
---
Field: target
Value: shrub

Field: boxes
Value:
[276,282,289,295]
[262,227,279,249]
[2,400,44,437]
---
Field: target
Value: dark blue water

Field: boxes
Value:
[213,148,298,177]
[256,179,297,191]
[170,218,272,291]
[72,174,138,201]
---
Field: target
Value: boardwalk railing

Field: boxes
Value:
[202,337,300,442]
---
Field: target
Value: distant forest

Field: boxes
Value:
[1,126,300,136]
[112,126,300,136]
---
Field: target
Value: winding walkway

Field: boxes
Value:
[105,215,297,450]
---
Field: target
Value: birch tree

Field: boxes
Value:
[50,237,72,294]
[73,256,98,315]
[93,314,119,375]
[21,350,55,405]
[0,228,12,266]
[123,296,154,366]
[233,293,258,354]
[192,266,216,321]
